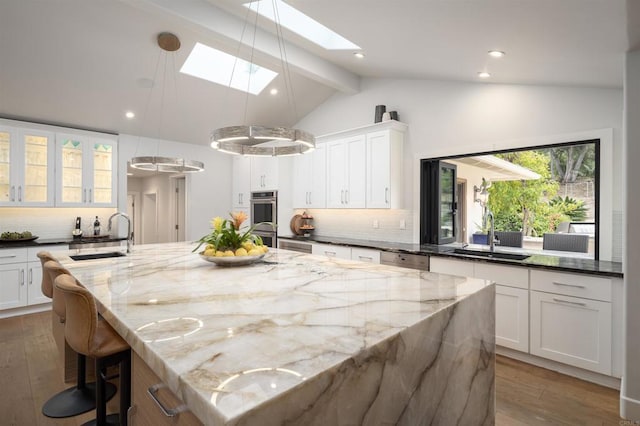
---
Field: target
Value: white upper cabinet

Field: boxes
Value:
[55,133,117,207]
[366,129,404,208]
[292,144,326,208]
[232,156,251,208]
[326,135,366,208]
[0,125,55,206]
[320,121,406,209]
[250,156,278,191]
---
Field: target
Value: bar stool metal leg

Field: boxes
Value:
[41,353,117,418]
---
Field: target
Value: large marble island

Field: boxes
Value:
[54,242,495,425]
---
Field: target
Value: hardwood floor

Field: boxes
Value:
[0,311,625,425]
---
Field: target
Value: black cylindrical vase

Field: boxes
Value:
[374,105,386,123]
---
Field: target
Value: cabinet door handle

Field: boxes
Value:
[18,186,22,202]
[324,251,336,256]
[10,186,15,202]
[345,190,349,204]
[552,281,585,289]
[83,189,87,203]
[0,254,17,259]
[358,256,373,261]
[21,269,25,286]
[340,190,344,204]
[552,297,587,307]
[308,192,312,205]
[147,384,188,417]
[28,268,33,285]
[89,189,92,203]
[385,187,389,204]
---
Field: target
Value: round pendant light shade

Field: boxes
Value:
[210,125,314,156]
[130,156,204,173]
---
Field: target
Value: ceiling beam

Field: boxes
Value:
[119,0,361,94]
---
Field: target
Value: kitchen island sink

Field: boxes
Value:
[453,248,531,261]
[70,251,126,261]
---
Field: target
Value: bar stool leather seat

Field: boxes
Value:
[39,259,116,418]
[55,273,131,426]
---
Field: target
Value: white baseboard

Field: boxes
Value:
[0,303,51,319]
[497,346,621,390]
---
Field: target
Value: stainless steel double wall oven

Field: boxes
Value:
[250,191,277,247]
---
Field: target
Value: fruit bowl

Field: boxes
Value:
[199,252,265,266]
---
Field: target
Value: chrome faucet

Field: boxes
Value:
[487,210,496,253]
[108,212,132,254]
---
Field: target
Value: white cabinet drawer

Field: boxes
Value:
[429,257,474,278]
[351,248,380,264]
[0,247,28,265]
[530,270,611,302]
[311,243,351,260]
[475,263,528,289]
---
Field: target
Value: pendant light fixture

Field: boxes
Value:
[131,32,205,173]
[209,0,315,156]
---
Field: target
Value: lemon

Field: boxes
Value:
[248,248,262,256]
[223,250,235,257]
[242,241,255,251]
[206,244,214,250]
[235,248,248,257]
[260,245,269,253]
[204,248,216,257]
[214,250,224,257]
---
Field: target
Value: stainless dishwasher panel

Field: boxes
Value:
[380,251,429,270]
[278,240,312,254]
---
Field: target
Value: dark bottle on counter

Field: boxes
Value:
[93,216,101,236]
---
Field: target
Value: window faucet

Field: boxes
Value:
[487,210,496,253]
[108,212,132,254]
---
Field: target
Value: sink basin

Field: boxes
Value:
[70,251,126,261]
[453,248,530,261]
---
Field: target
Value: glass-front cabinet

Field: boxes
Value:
[56,134,117,207]
[0,125,55,206]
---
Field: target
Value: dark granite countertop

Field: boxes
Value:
[279,235,623,278]
[0,236,127,249]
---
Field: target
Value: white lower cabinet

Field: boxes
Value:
[495,285,529,352]
[311,243,351,260]
[530,290,612,375]
[350,247,380,264]
[0,261,26,310]
[0,244,68,312]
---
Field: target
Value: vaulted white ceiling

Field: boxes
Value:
[0,0,630,146]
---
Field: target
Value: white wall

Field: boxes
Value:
[295,78,623,258]
[622,50,640,421]
[118,134,232,240]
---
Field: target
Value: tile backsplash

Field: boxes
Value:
[296,209,416,243]
[0,208,117,240]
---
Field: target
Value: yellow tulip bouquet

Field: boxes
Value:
[193,211,271,257]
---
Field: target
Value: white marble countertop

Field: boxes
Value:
[54,242,492,425]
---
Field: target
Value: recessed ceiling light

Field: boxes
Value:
[478,71,491,79]
[125,111,135,119]
[488,50,505,58]
[180,42,277,95]
[126,172,134,176]
[244,0,360,50]
[353,52,365,59]
[270,88,278,95]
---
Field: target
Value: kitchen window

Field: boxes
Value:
[420,139,600,259]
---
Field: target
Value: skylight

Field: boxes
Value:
[180,43,277,95]
[244,0,360,50]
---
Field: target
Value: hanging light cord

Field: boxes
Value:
[272,0,298,124]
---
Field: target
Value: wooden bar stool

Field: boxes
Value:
[55,273,131,426]
[40,260,116,418]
